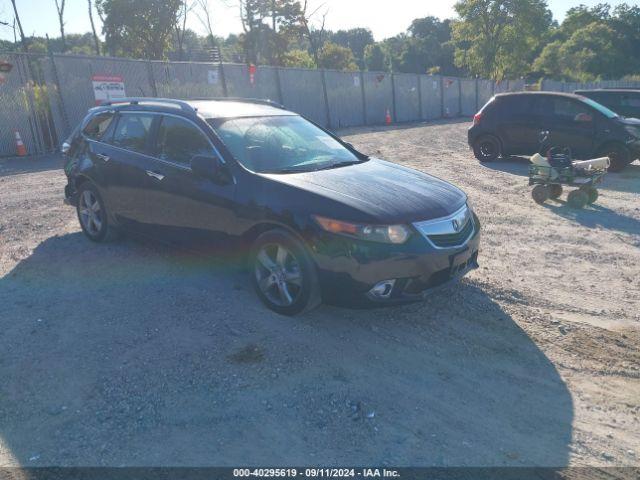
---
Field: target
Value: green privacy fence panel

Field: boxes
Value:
[324,70,365,128]
[420,75,442,120]
[393,74,420,122]
[15,52,638,158]
[362,72,393,125]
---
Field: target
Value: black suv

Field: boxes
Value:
[468,92,640,171]
[575,89,640,120]
[63,98,480,315]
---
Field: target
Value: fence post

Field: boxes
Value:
[320,69,331,128]
[275,67,284,105]
[475,77,479,111]
[457,78,462,117]
[147,60,157,97]
[439,76,445,118]
[359,70,367,125]
[417,74,423,121]
[47,52,71,137]
[391,73,397,122]
[220,63,228,97]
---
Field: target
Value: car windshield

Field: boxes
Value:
[579,97,619,119]
[208,115,364,173]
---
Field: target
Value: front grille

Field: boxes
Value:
[427,218,474,248]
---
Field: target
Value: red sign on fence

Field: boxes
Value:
[92,75,126,105]
[249,64,256,86]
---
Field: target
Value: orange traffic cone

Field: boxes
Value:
[14,130,27,157]
[385,108,392,125]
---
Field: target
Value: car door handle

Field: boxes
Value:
[95,153,110,162]
[146,170,165,181]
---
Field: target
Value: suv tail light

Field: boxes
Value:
[473,113,482,125]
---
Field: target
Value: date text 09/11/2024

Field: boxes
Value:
[232,468,401,478]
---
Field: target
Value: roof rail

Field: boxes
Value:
[188,97,286,109]
[101,97,198,114]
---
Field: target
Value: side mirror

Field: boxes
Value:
[61,141,71,154]
[574,113,593,123]
[191,155,230,184]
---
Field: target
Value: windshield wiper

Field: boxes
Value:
[313,159,367,171]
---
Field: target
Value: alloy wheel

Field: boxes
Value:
[254,243,303,307]
[79,189,103,236]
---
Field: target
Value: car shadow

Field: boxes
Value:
[0,232,573,467]
[482,157,640,195]
[543,200,640,239]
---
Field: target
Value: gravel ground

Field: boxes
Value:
[0,119,638,469]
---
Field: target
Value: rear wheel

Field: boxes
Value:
[549,184,563,199]
[76,182,119,242]
[473,135,501,162]
[532,185,550,204]
[597,143,631,172]
[581,186,599,204]
[567,189,588,209]
[250,229,321,316]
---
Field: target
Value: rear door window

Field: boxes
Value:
[552,98,590,121]
[621,93,640,108]
[111,113,154,153]
[156,115,215,166]
[82,112,115,141]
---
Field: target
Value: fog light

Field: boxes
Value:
[368,279,396,299]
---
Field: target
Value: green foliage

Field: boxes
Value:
[96,0,181,59]
[364,43,387,72]
[317,42,358,71]
[329,28,374,69]
[281,49,316,68]
[452,0,553,80]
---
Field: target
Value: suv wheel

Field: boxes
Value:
[473,135,501,162]
[250,229,321,316]
[598,143,631,172]
[76,182,118,242]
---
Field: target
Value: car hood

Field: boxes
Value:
[262,158,467,224]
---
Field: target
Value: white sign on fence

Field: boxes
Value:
[208,69,219,85]
[92,75,126,105]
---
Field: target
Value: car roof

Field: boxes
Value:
[90,97,296,120]
[494,91,585,100]
[574,89,640,94]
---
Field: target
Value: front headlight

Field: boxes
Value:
[624,125,640,139]
[313,216,411,244]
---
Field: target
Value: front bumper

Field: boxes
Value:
[310,213,481,303]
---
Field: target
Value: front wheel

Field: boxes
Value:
[532,185,550,204]
[567,189,588,209]
[597,143,631,172]
[250,229,321,316]
[473,135,501,162]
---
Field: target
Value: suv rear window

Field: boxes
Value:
[112,113,154,153]
[82,112,115,140]
[491,96,532,116]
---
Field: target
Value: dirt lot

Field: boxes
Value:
[0,119,639,469]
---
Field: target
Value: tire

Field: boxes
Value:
[567,189,588,209]
[581,186,599,204]
[597,143,631,172]
[532,184,550,204]
[549,184,563,199]
[473,135,501,162]
[76,182,119,242]
[249,229,321,316]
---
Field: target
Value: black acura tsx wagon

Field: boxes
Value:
[63,98,480,315]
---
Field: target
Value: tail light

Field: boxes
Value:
[473,113,482,125]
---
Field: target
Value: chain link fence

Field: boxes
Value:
[2,52,639,158]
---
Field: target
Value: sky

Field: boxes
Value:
[0,0,636,42]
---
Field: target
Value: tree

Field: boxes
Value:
[282,48,315,68]
[54,0,67,52]
[330,28,373,69]
[96,0,182,59]
[299,0,328,67]
[317,42,357,71]
[364,43,387,71]
[9,0,28,52]
[451,0,553,80]
[87,0,101,55]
